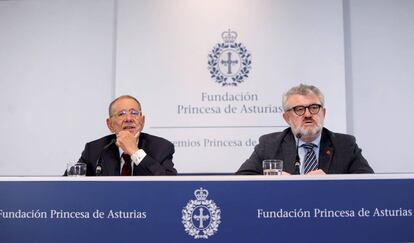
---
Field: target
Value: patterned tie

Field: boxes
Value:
[121,153,132,176]
[302,143,318,174]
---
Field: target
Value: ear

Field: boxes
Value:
[106,118,115,133]
[321,107,326,117]
[282,112,290,124]
[141,115,146,131]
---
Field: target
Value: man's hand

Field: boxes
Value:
[306,169,326,175]
[115,115,145,155]
[116,130,139,155]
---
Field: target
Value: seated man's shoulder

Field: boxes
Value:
[324,129,357,149]
[326,129,356,142]
[141,132,173,146]
[87,134,115,146]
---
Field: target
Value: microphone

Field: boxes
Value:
[294,133,302,175]
[96,138,116,176]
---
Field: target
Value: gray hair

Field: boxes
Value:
[108,95,141,116]
[282,84,325,111]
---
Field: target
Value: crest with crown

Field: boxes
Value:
[194,187,209,201]
[208,29,252,86]
[221,29,238,43]
[182,187,221,239]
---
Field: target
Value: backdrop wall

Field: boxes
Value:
[115,0,347,173]
[0,0,413,175]
[0,0,115,175]
[345,0,414,173]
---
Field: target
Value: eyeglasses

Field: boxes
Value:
[286,104,322,116]
[111,109,142,119]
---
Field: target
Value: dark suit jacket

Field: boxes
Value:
[78,133,177,176]
[236,128,374,175]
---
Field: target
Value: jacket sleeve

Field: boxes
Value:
[347,138,374,174]
[235,137,266,175]
[137,141,177,175]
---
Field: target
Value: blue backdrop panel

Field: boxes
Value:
[0,177,413,242]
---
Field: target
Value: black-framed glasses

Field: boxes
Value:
[111,109,142,119]
[286,104,322,116]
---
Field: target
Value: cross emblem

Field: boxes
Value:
[220,51,238,74]
[193,207,210,228]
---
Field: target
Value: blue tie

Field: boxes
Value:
[302,143,318,174]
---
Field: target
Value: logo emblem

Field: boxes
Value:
[208,29,252,86]
[182,187,221,239]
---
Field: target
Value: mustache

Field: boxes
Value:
[303,117,315,122]
[122,122,137,128]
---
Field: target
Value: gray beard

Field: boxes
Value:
[299,126,322,138]
[291,122,323,140]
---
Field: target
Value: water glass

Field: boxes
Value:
[262,159,283,175]
[67,162,87,176]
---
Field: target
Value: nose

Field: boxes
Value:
[303,107,312,117]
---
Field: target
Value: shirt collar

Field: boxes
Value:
[296,132,322,148]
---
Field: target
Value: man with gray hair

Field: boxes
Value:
[77,95,177,176]
[236,84,373,175]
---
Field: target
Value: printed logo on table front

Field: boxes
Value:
[182,187,221,239]
[208,29,252,86]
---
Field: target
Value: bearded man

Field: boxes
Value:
[236,84,373,175]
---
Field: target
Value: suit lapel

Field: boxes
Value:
[103,143,121,176]
[279,131,297,174]
[318,129,334,173]
[138,133,146,151]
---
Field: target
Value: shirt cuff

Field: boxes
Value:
[131,149,147,165]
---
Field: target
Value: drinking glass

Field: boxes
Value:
[262,159,283,175]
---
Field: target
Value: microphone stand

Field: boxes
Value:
[294,133,302,175]
[96,139,116,176]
